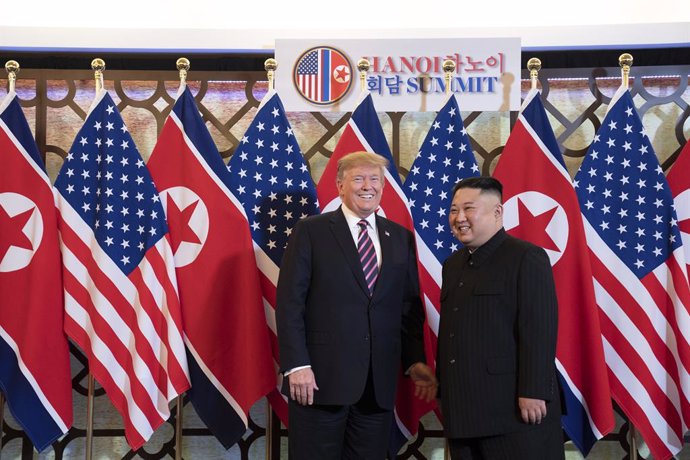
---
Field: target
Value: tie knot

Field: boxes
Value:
[357,220,368,231]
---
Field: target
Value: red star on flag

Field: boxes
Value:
[166,196,201,254]
[512,198,560,252]
[0,205,34,260]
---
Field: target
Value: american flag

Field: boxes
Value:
[54,90,190,449]
[227,89,319,425]
[574,87,690,460]
[403,94,479,361]
[148,86,274,447]
[296,49,322,101]
[494,89,614,455]
[667,140,690,280]
[0,91,72,451]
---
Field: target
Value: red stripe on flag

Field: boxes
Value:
[590,253,686,388]
[62,269,165,433]
[63,312,148,448]
[59,218,171,396]
[606,363,678,460]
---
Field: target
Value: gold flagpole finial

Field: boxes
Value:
[619,53,633,89]
[5,60,19,93]
[442,59,456,96]
[177,57,190,86]
[265,58,277,91]
[91,58,106,93]
[357,58,370,92]
[527,57,541,91]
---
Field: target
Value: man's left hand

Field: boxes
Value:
[409,362,438,403]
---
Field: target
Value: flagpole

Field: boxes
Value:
[265,58,277,92]
[439,58,452,457]
[620,53,633,90]
[84,58,105,460]
[0,391,5,452]
[172,57,190,460]
[262,56,278,460]
[5,60,19,92]
[1,61,17,454]
[620,51,638,460]
[176,57,189,94]
[85,372,95,460]
[92,58,105,93]
[174,396,184,460]
[443,58,455,95]
[357,58,369,92]
[527,57,541,91]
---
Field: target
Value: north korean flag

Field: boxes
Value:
[0,91,72,451]
[493,89,614,455]
[148,86,275,448]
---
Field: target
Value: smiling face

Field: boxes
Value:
[448,187,503,250]
[337,164,385,218]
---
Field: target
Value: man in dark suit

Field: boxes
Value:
[437,177,564,460]
[276,151,437,460]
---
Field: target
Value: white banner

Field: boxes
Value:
[275,37,521,112]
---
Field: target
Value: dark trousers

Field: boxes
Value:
[448,422,565,460]
[287,370,393,460]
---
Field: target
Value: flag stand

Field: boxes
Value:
[0,59,16,456]
[0,392,6,452]
[83,58,105,460]
[621,51,638,460]
[629,423,638,460]
[85,372,95,460]
[265,404,274,460]
[174,395,184,460]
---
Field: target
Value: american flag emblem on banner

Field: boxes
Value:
[293,46,352,105]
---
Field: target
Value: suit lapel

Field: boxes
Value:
[373,215,393,298]
[330,208,370,296]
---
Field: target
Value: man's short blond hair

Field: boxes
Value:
[336,151,389,182]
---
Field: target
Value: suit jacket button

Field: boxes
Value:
[458,281,464,287]
[449,333,455,338]
[453,307,459,312]
[449,359,456,364]
[364,335,369,341]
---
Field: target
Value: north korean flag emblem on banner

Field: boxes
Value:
[293,46,352,105]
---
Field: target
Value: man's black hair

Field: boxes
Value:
[451,176,503,201]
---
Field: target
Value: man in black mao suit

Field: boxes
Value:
[438,177,564,460]
[276,151,437,460]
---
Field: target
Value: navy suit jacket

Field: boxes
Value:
[276,207,426,409]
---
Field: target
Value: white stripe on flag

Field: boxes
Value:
[415,234,442,283]
[585,217,689,369]
[0,111,52,188]
[64,291,154,440]
[60,242,170,419]
[184,337,248,427]
[554,357,604,439]
[169,111,249,223]
[423,294,440,337]
[0,325,69,432]
[601,336,685,453]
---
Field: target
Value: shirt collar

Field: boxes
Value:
[341,204,377,229]
[464,228,506,267]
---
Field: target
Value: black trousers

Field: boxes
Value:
[287,369,393,460]
[448,422,565,460]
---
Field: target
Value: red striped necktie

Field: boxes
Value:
[357,219,378,295]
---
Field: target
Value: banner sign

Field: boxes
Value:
[275,38,521,112]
